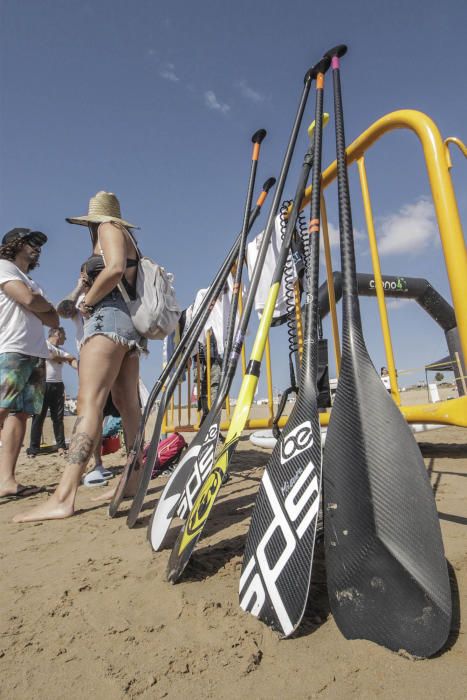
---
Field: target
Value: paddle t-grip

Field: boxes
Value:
[323,44,348,60]
[252,129,267,144]
[256,177,276,207]
[308,113,330,141]
[262,177,276,192]
[304,56,331,84]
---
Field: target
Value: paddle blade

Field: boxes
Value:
[240,386,322,636]
[323,347,452,657]
[148,422,220,551]
[166,434,240,582]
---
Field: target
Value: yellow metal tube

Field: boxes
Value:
[206,329,211,409]
[293,280,304,363]
[357,156,401,404]
[300,110,467,368]
[265,333,274,420]
[187,358,191,425]
[177,382,182,425]
[444,136,467,169]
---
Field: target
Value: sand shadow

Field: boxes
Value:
[438,511,467,526]
[419,443,467,459]
[433,560,461,656]
[180,533,247,582]
[227,447,271,474]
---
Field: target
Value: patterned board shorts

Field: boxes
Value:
[0,353,46,415]
[82,289,146,354]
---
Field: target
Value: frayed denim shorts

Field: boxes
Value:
[82,290,146,354]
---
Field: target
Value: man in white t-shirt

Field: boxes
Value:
[0,228,59,499]
[28,326,78,457]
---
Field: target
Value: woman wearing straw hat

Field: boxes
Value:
[14,192,144,522]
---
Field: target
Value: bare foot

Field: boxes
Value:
[13,496,74,523]
[0,478,21,498]
[91,485,117,502]
[91,460,142,503]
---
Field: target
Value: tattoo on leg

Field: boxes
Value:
[67,420,93,466]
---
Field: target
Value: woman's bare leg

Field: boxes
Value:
[92,350,142,501]
[13,336,127,522]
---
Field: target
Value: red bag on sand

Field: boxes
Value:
[142,433,187,477]
[101,435,121,455]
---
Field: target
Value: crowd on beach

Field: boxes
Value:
[0,191,145,522]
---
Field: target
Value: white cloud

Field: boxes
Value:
[377,197,437,256]
[159,62,180,82]
[386,298,414,310]
[321,221,340,248]
[235,80,265,103]
[204,90,230,114]
[320,221,365,250]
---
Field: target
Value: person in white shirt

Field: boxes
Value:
[28,327,78,457]
[0,228,59,499]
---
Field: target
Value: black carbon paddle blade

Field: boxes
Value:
[323,44,451,658]
[108,454,136,517]
[126,437,160,528]
[148,421,220,551]
[240,375,322,637]
[323,342,452,657]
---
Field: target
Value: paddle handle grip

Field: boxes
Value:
[256,177,276,207]
[252,128,267,160]
[323,44,348,60]
[304,56,331,84]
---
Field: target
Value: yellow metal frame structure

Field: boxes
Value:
[163,109,466,433]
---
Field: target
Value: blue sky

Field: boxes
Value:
[1,0,466,398]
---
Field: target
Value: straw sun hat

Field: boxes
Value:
[66,191,139,229]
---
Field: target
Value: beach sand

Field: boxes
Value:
[1,410,466,699]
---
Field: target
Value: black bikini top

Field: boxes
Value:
[81,255,138,297]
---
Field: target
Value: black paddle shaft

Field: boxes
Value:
[125,130,269,528]
[239,56,330,637]
[149,72,324,557]
[110,175,275,520]
[165,61,328,582]
[220,129,267,382]
[322,45,451,657]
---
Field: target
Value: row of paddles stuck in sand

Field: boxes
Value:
[110,45,452,659]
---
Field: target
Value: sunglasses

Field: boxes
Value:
[25,236,45,249]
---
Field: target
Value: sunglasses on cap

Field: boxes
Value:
[26,234,48,249]
[1,228,48,247]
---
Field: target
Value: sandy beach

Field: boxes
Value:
[1,409,466,699]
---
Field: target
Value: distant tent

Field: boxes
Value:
[425,356,454,373]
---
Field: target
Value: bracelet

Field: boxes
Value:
[80,300,95,314]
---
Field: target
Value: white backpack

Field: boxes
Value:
[99,227,181,340]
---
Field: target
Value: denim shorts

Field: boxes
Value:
[0,352,46,414]
[82,290,146,354]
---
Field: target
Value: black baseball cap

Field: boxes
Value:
[2,228,48,246]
